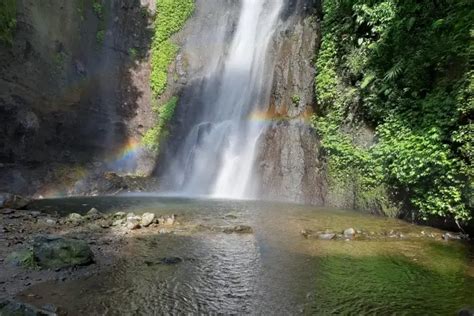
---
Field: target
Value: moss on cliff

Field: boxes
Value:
[150,0,194,97]
[143,0,194,153]
[0,0,16,45]
[143,96,179,153]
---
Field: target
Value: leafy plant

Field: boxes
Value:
[314,0,473,223]
[0,0,16,45]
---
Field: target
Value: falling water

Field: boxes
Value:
[160,0,284,199]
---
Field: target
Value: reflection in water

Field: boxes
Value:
[23,196,474,314]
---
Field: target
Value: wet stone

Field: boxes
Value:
[141,213,155,227]
[159,257,183,265]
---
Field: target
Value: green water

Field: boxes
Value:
[23,196,474,315]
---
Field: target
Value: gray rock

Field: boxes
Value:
[141,212,155,227]
[318,233,336,240]
[344,228,356,238]
[112,219,125,226]
[126,215,142,230]
[66,212,83,224]
[459,308,474,316]
[113,211,127,219]
[32,235,94,269]
[0,192,30,209]
[44,218,57,226]
[443,232,462,241]
[87,207,102,219]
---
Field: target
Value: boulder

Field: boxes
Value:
[0,192,30,209]
[32,235,94,269]
[141,213,155,227]
[86,207,102,220]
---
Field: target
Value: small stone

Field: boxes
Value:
[318,233,336,240]
[300,229,312,238]
[343,228,356,238]
[443,232,462,241]
[141,213,155,227]
[164,214,176,225]
[44,218,57,226]
[113,212,126,219]
[66,213,83,224]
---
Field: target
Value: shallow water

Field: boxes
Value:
[25,196,474,314]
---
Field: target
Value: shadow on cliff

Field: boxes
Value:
[0,0,154,195]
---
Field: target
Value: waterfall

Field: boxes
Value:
[161,0,284,199]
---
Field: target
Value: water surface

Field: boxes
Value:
[25,196,474,314]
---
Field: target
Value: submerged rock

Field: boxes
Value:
[223,225,253,234]
[159,257,183,265]
[32,235,94,269]
[141,212,155,227]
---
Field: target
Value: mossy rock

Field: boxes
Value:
[32,235,94,269]
[6,248,37,268]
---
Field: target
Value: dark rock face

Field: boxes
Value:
[0,0,157,196]
[0,192,30,209]
[32,235,94,269]
[253,1,325,205]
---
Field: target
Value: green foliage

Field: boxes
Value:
[291,94,301,106]
[96,30,105,44]
[142,96,179,153]
[93,0,106,45]
[314,0,474,222]
[0,0,16,45]
[151,0,194,97]
[92,1,104,19]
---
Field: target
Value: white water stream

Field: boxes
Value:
[162,0,284,199]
